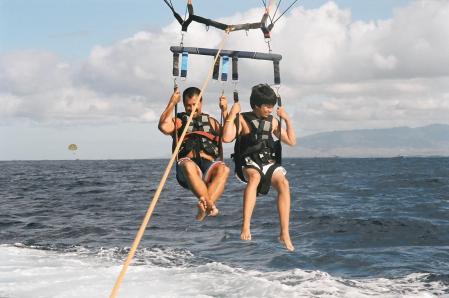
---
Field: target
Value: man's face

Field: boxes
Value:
[254,103,274,118]
[183,95,202,116]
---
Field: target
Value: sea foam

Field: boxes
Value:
[0,245,446,298]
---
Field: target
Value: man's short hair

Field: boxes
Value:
[250,84,277,109]
[183,87,202,104]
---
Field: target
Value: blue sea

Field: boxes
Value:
[1,158,448,297]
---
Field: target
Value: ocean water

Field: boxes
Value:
[0,158,448,298]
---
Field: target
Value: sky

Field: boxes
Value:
[1,0,448,160]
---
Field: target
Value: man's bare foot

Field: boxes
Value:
[279,235,295,251]
[208,205,219,217]
[195,199,207,221]
[240,228,252,241]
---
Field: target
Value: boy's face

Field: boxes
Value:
[183,95,202,116]
[254,104,274,118]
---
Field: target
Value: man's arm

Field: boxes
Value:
[273,106,296,146]
[219,95,229,120]
[158,88,181,135]
[222,102,241,143]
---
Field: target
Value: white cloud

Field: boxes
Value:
[1,0,449,135]
[0,51,72,95]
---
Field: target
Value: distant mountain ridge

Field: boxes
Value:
[284,124,449,157]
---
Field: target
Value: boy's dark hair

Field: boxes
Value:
[250,84,277,109]
[183,87,202,103]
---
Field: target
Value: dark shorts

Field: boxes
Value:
[176,157,225,190]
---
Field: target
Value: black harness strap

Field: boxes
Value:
[276,96,283,165]
[172,53,180,77]
[232,57,238,81]
[212,57,220,80]
[192,15,228,31]
[163,0,184,24]
[233,91,239,103]
[231,57,239,103]
[181,3,194,32]
[260,13,273,38]
[258,163,282,195]
[233,112,242,178]
[273,60,281,85]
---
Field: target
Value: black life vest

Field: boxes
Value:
[173,112,220,160]
[232,111,282,195]
[234,112,281,165]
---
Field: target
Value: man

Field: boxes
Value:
[222,84,296,251]
[158,86,230,221]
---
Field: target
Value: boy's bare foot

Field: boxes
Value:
[279,235,295,251]
[195,199,207,221]
[208,205,219,217]
[240,228,252,241]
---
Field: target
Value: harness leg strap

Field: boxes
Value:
[257,163,282,195]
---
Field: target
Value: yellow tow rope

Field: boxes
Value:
[109,30,229,298]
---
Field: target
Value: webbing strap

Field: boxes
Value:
[181,4,194,32]
[181,51,188,78]
[277,96,282,107]
[172,53,180,77]
[221,56,229,81]
[232,57,238,81]
[277,95,283,165]
[273,60,281,85]
[260,13,272,38]
[233,91,239,103]
[212,57,220,80]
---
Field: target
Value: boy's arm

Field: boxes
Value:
[222,102,241,143]
[274,106,296,146]
[158,88,181,135]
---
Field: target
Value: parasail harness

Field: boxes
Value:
[232,110,283,195]
[167,0,297,192]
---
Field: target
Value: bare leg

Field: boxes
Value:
[206,163,230,216]
[272,170,294,251]
[180,160,210,221]
[240,168,261,241]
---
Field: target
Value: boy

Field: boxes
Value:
[222,84,296,251]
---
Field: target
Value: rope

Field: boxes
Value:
[273,0,298,24]
[174,82,179,161]
[109,31,229,298]
[272,0,282,23]
[260,0,274,24]
[219,111,224,161]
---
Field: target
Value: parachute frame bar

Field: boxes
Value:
[170,46,282,62]
[171,46,282,85]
